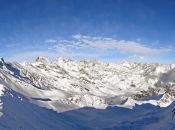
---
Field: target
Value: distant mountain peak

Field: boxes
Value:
[0,57,175,115]
[36,56,50,64]
[1,56,175,129]
[0,57,5,67]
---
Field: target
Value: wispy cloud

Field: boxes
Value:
[139,56,145,60]
[136,39,141,41]
[129,54,146,61]
[6,44,20,48]
[6,35,174,63]
[56,34,172,55]
[45,39,57,43]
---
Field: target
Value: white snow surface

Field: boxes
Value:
[0,84,4,117]
[0,57,175,129]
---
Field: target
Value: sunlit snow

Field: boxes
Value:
[0,57,175,129]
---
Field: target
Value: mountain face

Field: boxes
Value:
[0,57,175,129]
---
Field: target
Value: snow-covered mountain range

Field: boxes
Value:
[0,57,175,129]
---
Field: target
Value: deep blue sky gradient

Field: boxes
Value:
[0,0,175,63]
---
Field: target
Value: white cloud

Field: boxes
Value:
[140,56,145,60]
[7,35,173,63]
[115,41,171,54]
[129,54,146,61]
[136,39,141,41]
[71,34,82,39]
[53,43,101,59]
[45,39,57,43]
[47,34,172,62]
[67,34,172,55]
[129,54,137,58]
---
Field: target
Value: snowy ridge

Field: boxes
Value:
[0,57,175,129]
[0,57,175,113]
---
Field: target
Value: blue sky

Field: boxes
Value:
[0,0,175,63]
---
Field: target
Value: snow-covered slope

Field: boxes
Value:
[0,84,5,117]
[0,57,175,129]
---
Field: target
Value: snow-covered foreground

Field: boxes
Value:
[0,89,175,130]
[0,57,175,129]
[0,84,4,117]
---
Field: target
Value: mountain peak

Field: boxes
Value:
[0,56,175,129]
[36,56,50,64]
[0,57,5,67]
